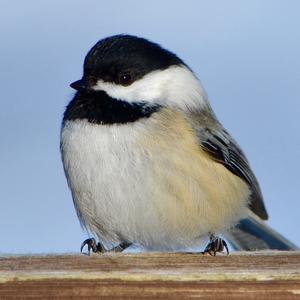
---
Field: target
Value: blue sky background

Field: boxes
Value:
[0,0,299,253]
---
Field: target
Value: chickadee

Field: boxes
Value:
[61,34,297,254]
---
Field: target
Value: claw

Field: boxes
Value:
[223,240,229,255]
[80,238,132,255]
[80,238,105,255]
[203,236,229,256]
[110,242,132,252]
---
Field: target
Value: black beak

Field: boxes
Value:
[70,79,87,91]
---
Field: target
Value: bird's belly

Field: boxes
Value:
[61,112,250,250]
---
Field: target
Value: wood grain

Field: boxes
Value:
[1,251,300,299]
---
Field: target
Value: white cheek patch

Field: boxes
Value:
[92,65,209,110]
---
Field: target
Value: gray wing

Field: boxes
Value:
[198,124,299,250]
[191,111,268,220]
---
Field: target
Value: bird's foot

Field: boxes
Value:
[81,238,106,255]
[203,235,229,256]
[80,238,132,255]
[110,242,132,253]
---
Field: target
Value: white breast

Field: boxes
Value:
[61,114,249,250]
[61,119,150,245]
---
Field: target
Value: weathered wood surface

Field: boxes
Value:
[0,251,300,299]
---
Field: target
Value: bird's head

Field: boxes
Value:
[71,34,208,111]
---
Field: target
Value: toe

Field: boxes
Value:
[80,238,99,254]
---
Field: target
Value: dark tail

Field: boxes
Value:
[225,215,298,251]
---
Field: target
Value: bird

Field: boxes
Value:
[60,34,298,255]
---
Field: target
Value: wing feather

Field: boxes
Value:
[190,111,268,220]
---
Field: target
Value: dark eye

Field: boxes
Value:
[119,73,133,86]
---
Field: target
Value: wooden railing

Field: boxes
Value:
[1,251,300,299]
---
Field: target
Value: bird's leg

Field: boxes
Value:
[203,233,229,256]
[80,238,132,255]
